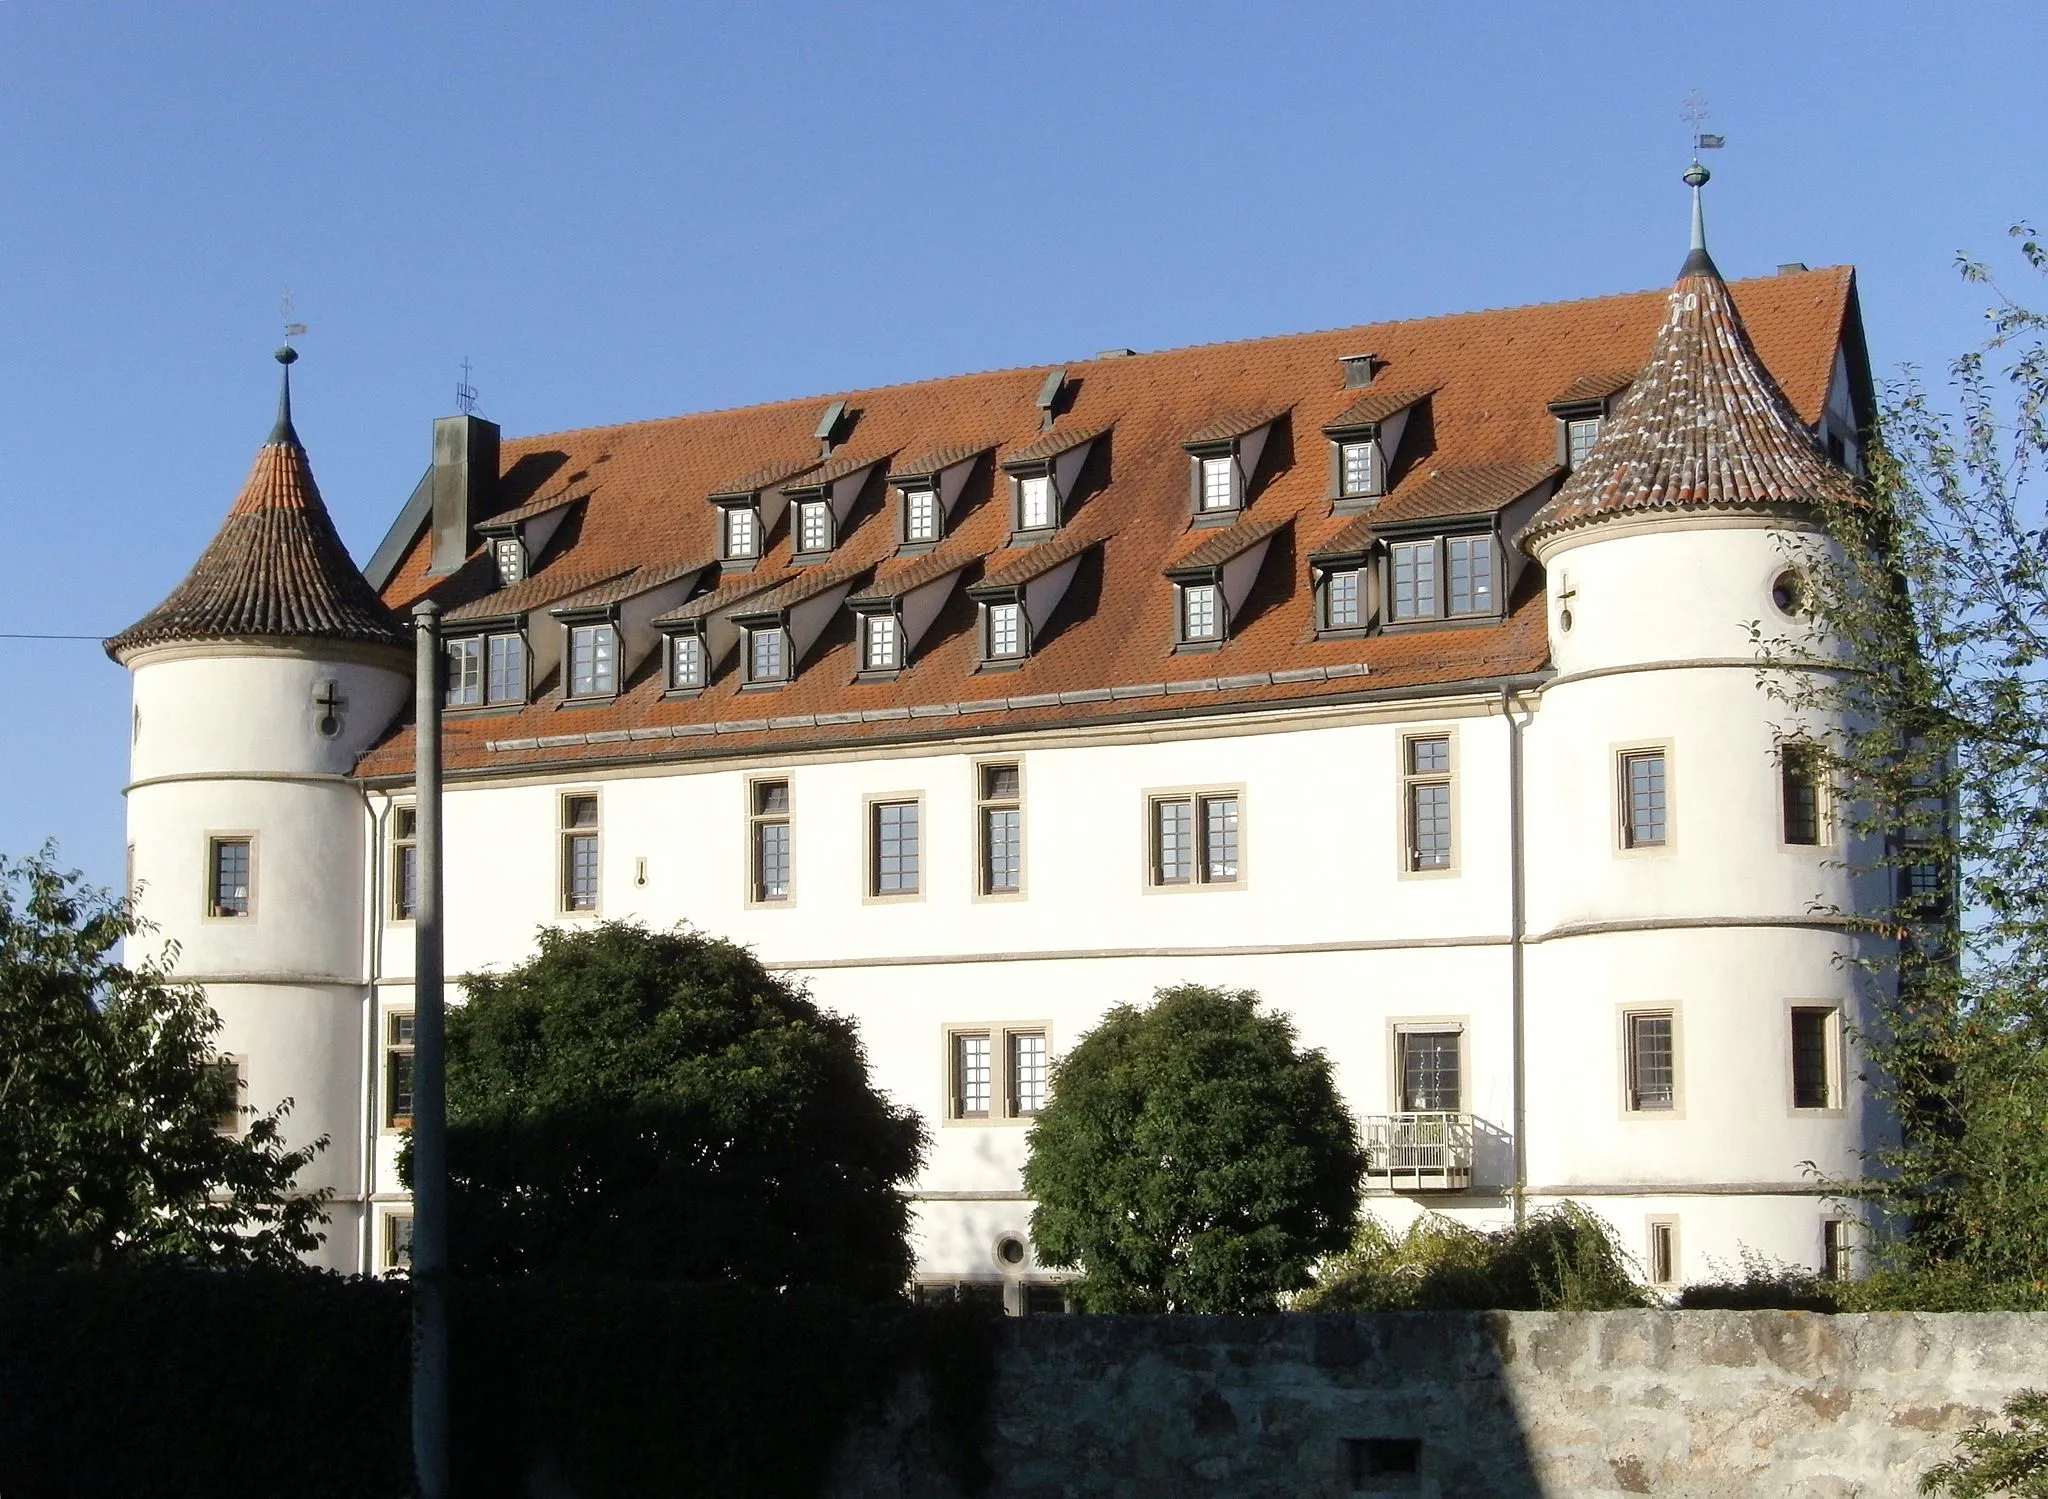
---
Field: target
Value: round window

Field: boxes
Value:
[994,1233,1028,1269]
[1771,569,1805,616]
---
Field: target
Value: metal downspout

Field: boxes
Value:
[359,788,391,1276]
[1504,685,1529,1226]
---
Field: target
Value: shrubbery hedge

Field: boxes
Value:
[0,1271,994,1499]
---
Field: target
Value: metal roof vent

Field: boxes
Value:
[1036,368,1067,430]
[814,399,849,456]
[1340,352,1383,389]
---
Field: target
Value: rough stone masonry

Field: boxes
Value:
[826,1311,2047,1498]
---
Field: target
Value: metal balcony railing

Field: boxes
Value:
[1361,1112,1474,1191]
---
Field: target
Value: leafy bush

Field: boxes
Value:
[1297,1205,1651,1312]
[1920,1390,2048,1497]
[1678,1250,2048,1313]
[1024,984,1365,1313]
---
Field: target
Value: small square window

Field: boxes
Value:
[210,837,252,918]
[669,634,706,691]
[863,613,901,672]
[871,799,921,896]
[1621,750,1669,849]
[445,637,484,707]
[1626,1012,1676,1111]
[1018,474,1053,530]
[986,602,1026,660]
[1325,568,1363,630]
[797,500,832,554]
[724,506,760,559]
[904,487,941,544]
[1198,455,1236,512]
[1398,1030,1461,1112]
[1181,583,1222,642]
[749,627,787,683]
[568,624,617,698]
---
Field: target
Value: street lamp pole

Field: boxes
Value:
[410,600,449,1499]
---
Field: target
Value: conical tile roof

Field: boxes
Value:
[1518,206,1856,555]
[106,360,407,661]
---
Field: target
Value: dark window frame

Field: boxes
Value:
[1381,529,1503,626]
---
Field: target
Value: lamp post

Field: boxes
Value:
[410,600,449,1499]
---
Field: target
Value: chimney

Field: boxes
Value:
[429,414,500,576]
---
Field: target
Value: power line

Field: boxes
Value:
[0,632,109,640]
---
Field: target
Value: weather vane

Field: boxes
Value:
[1681,91,1725,158]
[455,357,479,416]
[280,287,308,348]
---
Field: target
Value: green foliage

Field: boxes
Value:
[1754,225,2048,1299]
[1298,1205,1651,1312]
[0,1268,998,1499]
[431,920,925,1299]
[0,847,327,1269]
[1680,1252,2048,1314]
[1023,983,1365,1313]
[1921,1391,2048,1497]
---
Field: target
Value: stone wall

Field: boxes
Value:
[827,1311,2045,1499]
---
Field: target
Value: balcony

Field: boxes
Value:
[1361,1112,1474,1192]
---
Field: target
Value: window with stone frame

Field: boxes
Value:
[1150,792,1240,887]
[979,763,1023,895]
[561,794,600,913]
[870,799,921,896]
[1626,1011,1676,1111]
[209,837,252,918]
[1403,735,1454,872]
[749,779,791,903]
[391,806,419,921]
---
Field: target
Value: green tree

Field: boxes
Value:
[1022,984,1364,1313]
[433,921,925,1299]
[0,847,327,1268]
[1757,225,2048,1302]
[1921,1391,2048,1497]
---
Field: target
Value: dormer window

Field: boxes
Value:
[903,487,941,545]
[723,505,760,561]
[795,500,833,556]
[1324,568,1364,630]
[1567,416,1603,468]
[668,632,707,692]
[494,536,527,586]
[1018,474,1054,531]
[568,623,618,698]
[747,625,788,684]
[1180,583,1223,643]
[1339,440,1381,499]
[445,631,527,708]
[1198,457,1235,513]
[863,613,900,672]
[986,601,1027,661]
[1388,534,1497,623]
[1183,410,1285,526]
[1548,373,1631,472]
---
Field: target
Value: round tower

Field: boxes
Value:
[1514,167,1876,1283]
[106,350,411,1273]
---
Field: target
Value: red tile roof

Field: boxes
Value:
[1326,386,1436,430]
[891,443,995,481]
[443,566,632,624]
[1184,408,1292,446]
[1372,462,1562,526]
[849,548,978,602]
[1168,510,1291,572]
[359,266,1859,778]
[1003,422,1111,467]
[1522,256,1858,549]
[1548,370,1635,408]
[107,400,406,660]
[653,571,793,625]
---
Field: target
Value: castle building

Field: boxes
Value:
[110,178,1881,1299]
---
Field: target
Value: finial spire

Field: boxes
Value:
[269,344,302,447]
[1679,159,1719,279]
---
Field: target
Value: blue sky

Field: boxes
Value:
[2,1,2042,895]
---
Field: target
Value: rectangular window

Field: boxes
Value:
[486,632,525,703]
[1325,567,1362,630]
[871,799,921,896]
[1181,583,1222,642]
[1403,734,1453,873]
[1198,455,1235,512]
[210,1055,243,1134]
[494,536,526,586]
[979,763,1022,895]
[904,487,941,544]
[1018,474,1053,530]
[1782,745,1822,845]
[1398,1030,1462,1112]
[863,613,900,672]
[797,500,832,553]
[561,794,599,912]
[987,602,1025,660]
[1339,440,1378,497]
[953,1032,992,1118]
[1822,1219,1850,1281]
[750,780,791,903]
[724,505,759,559]
[1568,416,1603,468]
[749,627,787,683]
[669,634,706,691]
[568,624,617,698]
[1009,1031,1048,1115]
[1627,1011,1676,1111]
[1151,793,1240,887]
[1621,750,1669,849]
[210,837,252,918]
[391,807,419,921]
[1791,1006,1836,1109]
[1446,535,1495,616]
[384,1012,416,1129]
[1648,1219,1677,1286]
[1390,540,1438,621]
[445,636,484,707]
[384,1213,414,1275]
